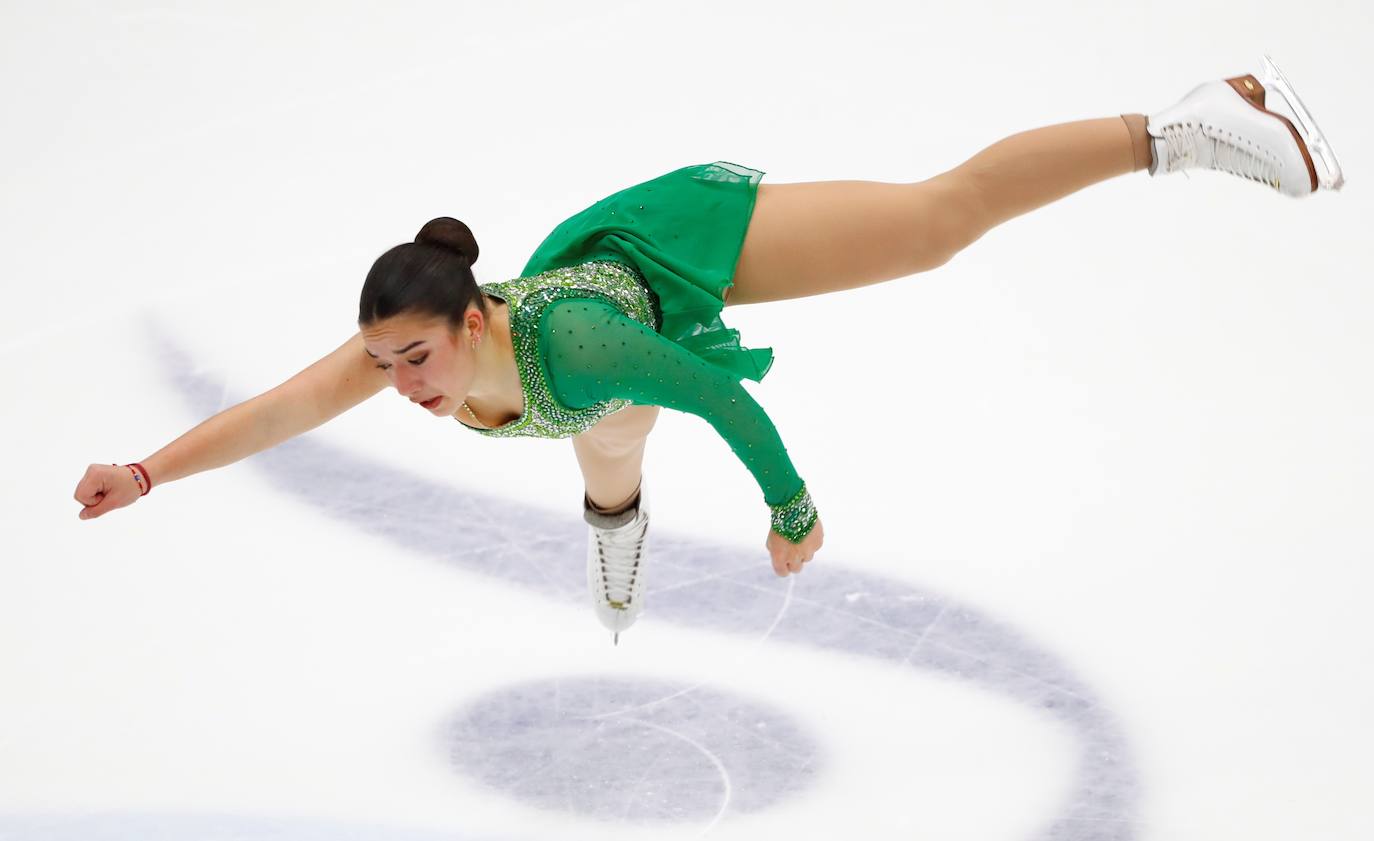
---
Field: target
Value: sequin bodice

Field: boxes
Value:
[463,260,660,439]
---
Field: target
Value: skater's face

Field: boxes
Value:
[361,308,481,417]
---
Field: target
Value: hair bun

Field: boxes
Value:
[415,217,479,265]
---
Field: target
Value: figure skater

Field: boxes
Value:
[73,56,1344,642]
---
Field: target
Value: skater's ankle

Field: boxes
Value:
[1120,113,1153,172]
[584,480,642,519]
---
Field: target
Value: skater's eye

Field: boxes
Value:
[375,363,391,371]
[376,351,423,368]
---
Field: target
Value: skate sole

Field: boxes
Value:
[1224,71,1319,194]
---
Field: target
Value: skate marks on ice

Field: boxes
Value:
[138,323,1141,839]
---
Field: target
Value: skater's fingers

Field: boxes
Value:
[75,465,139,521]
[73,464,111,505]
[767,526,813,577]
[79,499,115,520]
[79,489,138,520]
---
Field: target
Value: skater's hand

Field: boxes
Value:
[767,517,823,577]
[74,464,143,521]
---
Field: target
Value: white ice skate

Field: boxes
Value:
[584,483,650,644]
[1147,54,1344,197]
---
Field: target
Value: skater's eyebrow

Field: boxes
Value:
[364,341,426,358]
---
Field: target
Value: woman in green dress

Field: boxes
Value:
[72,58,1343,640]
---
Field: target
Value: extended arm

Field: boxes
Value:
[541,299,818,543]
[75,332,389,518]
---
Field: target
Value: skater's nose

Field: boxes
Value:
[393,367,422,397]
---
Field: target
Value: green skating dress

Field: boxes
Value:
[459,162,817,543]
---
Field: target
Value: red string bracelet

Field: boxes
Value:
[113,463,152,496]
[130,463,152,494]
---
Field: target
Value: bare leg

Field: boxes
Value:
[572,404,660,511]
[726,114,1153,306]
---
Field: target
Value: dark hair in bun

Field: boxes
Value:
[416,216,479,264]
[358,217,488,330]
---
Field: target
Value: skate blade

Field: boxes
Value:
[1259,54,1345,191]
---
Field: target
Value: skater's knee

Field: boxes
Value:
[576,431,647,460]
[575,406,659,458]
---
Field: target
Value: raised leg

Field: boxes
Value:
[725,115,1153,306]
[572,404,660,511]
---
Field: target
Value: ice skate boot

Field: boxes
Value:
[584,483,650,644]
[1147,54,1344,197]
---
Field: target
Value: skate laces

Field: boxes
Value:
[594,516,647,607]
[1161,122,1280,188]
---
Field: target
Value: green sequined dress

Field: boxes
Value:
[459,162,817,543]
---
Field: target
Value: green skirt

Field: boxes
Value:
[520,161,774,383]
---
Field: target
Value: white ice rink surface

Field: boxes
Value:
[3,2,1373,839]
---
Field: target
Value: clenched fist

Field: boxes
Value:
[74,464,144,520]
[767,517,824,577]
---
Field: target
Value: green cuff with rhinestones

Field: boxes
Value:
[769,481,818,544]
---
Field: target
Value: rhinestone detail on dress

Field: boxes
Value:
[769,481,818,544]
[463,260,661,439]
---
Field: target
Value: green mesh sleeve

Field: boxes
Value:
[541,298,818,542]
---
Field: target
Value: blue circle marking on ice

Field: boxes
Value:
[447,676,818,827]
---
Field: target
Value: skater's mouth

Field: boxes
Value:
[418,396,443,410]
